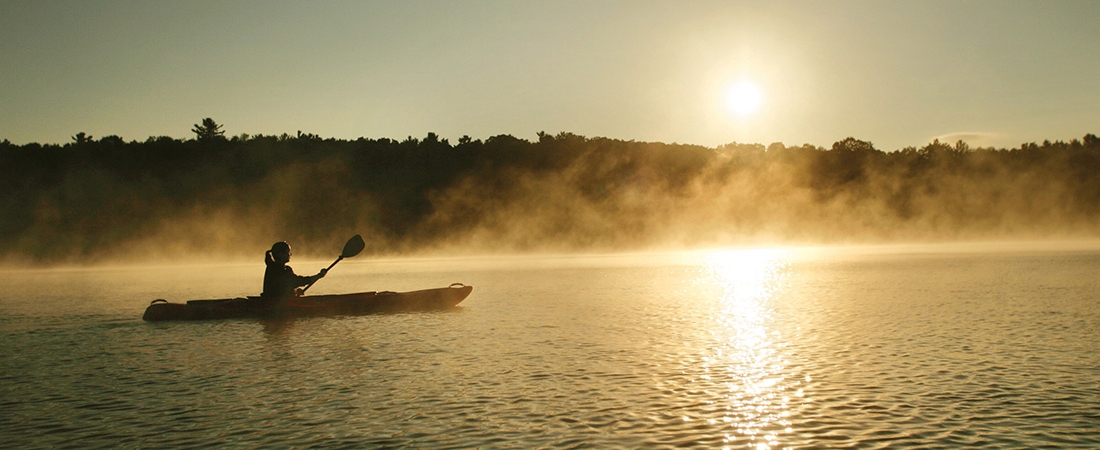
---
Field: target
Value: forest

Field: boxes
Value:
[2,120,1099,264]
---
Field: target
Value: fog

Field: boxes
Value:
[2,131,1098,266]
[410,134,1100,253]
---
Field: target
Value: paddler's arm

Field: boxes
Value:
[292,269,328,296]
[287,266,325,287]
[299,268,328,285]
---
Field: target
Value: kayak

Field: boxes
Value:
[142,283,473,322]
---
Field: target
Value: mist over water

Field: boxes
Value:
[2,133,1099,264]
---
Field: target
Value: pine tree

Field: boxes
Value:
[192,118,225,141]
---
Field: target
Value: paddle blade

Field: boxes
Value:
[341,234,365,258]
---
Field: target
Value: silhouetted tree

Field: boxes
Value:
[1085,134,1100,149]
[831,137,877,153]
[71,132,93,144]
[192,118,225,141]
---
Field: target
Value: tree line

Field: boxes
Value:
[2,120,1098,263]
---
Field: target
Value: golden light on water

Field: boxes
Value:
[699,248,796,450]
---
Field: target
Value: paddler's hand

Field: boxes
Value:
[318,268,328,278]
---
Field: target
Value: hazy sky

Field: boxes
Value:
[2,0,1097,150]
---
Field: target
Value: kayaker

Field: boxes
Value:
[262,241,327,298]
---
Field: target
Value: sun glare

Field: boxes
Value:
[725,80,764,117]
[696,248,795,444]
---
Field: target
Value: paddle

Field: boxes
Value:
[300,234,365,294]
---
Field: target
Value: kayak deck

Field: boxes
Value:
[143,283,472,322]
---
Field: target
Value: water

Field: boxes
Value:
[2,245,1099,449]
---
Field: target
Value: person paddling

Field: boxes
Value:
[262,241,327,298]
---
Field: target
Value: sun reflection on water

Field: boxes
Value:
[695,248,800,450]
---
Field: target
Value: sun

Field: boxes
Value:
[725,80,764,117]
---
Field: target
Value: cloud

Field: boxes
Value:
[930,131,1004,148]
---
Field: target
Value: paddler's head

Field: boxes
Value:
[270,241,292,263]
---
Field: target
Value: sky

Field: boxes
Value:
[1,0,1098,151]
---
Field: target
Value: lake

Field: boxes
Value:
[2,243,1098,449]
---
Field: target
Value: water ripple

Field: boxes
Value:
[2,250,1099,448]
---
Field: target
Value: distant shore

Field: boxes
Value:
[2,131,1098,264]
